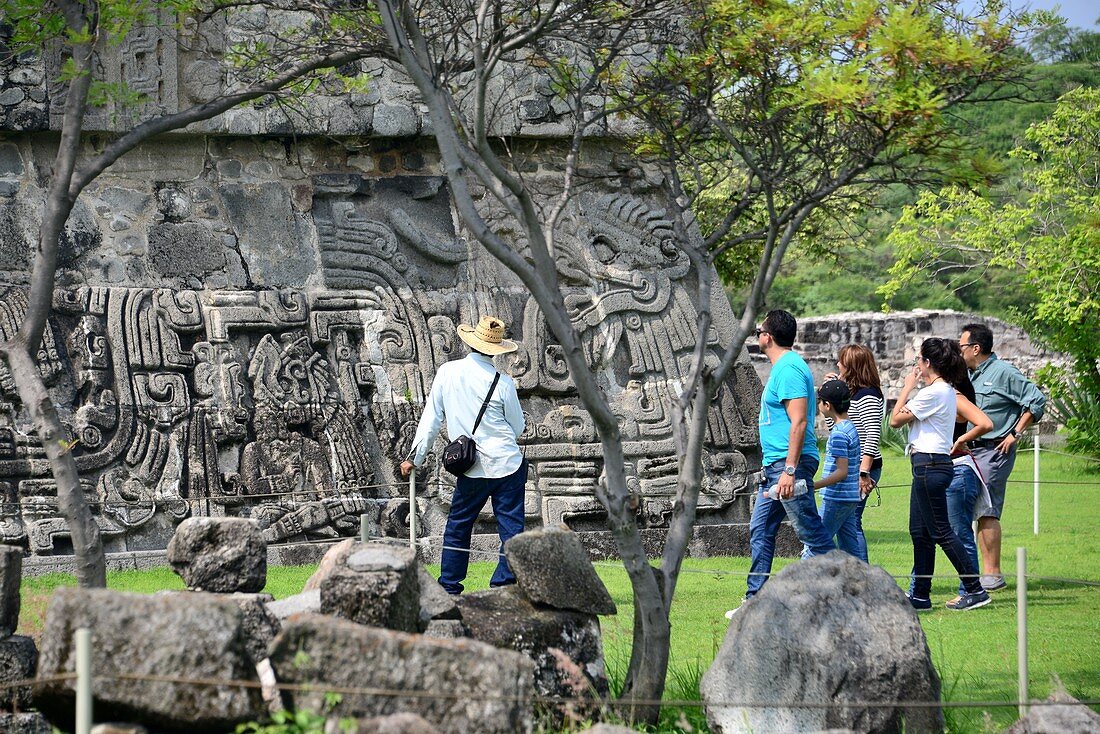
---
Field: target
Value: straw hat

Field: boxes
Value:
[457,316,518,355]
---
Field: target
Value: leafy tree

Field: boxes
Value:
[0,0,387,586]
[884,86,1100,453]
[374,0,1035,719]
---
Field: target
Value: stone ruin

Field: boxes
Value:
[750,309,1065,406]
[0,10,763,561]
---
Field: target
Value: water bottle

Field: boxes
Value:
[767,478,808,500]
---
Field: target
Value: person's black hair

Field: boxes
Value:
[762,309,797,348]
[920,337,968,388]
[961,322,994,356]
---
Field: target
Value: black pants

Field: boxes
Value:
[909,452,983,598]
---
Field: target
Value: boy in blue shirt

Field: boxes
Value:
[813,379,863,557]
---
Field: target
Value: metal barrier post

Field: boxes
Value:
[360,513,369,543]
[75,627,92,734]
[1033,431,1040,536]
[1017,546,1029,719]
[409,471,417,551]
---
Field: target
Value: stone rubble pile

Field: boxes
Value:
[0,544,49,733]
[29,521,619,732]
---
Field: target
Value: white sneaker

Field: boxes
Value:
[724,600,748,620]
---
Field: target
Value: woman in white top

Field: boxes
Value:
[890,338,990,612]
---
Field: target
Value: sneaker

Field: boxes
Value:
[980,574,1007,592]
[946,590,991,611]
[724,599,749,620]
[907,595,932,612]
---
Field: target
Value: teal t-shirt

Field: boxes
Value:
[759,351,819,466]
[822,419,861,503]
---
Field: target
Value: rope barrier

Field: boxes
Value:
[1038,445,1100,464]
[7,670,1094,712]
[404,535,1100,587]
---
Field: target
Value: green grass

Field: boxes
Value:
[19,448,1100,732]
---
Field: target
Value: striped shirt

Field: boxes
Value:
[826,386,884,464]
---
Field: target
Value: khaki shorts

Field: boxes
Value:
[972,443,1018,520]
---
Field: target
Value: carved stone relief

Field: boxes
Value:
[0,161,761,555]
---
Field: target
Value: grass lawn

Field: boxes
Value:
[19,448,1100,732]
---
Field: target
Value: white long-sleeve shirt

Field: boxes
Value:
[409,352,525,478]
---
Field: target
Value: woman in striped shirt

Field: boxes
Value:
[825,344,885,562]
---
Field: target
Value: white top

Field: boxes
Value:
[905,380,957,455]
[409,352,525,478]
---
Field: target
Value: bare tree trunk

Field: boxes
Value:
[0,5,107,586]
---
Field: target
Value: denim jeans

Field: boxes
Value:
[439,460,527,594]
[947,463,981,595]
[816,499,861,559]
[837,465,880,563]
[909,453,983,599]
[747,455,834,598]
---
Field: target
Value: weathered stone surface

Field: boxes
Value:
[320,545,420,632]
[167,517,267,593]
[417,566,459,629]
[35,588,265,733]
[1003,690,1100,733]
[0,635,36,711]
[504,526,615,615]
[269,614,534,734]
[332,712,441,734]
[0,713,52,734]
[701,552,943,734]
[455,586,608,720]
[577,726,638,734]
[147,221,227,279]
[422,619,466,639]
[228,593,280,665]
[0,545,21,636]
[266,589,321,621]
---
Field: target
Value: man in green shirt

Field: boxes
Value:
[960,323,1047,592]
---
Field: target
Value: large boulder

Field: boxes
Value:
[320,545,420,631]
[0,635,36,711]
[455,586,608,722]
[0,545,21,637]
[269,615,533,734]
[504,526,616,616]
[1003,690,1100,733]
[157,591,279,666]
[35,588,265,733]
[701,552,943,734]
[167,517,267,593]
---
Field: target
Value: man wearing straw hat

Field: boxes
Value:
[401,316,526,594]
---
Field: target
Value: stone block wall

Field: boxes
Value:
[0,9,764,557]
[750,309,1065,414]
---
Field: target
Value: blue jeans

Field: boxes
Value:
[947,463,981,595]
[908,453,982,599]
[747,455,834,598]
[836,465,880,563]
[439,460,527,594]
[908,461,982,597]
[817,499,861,559]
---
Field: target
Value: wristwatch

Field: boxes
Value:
[783,465,797,476]
[859,471,871,478]
[1009,428,1019,438]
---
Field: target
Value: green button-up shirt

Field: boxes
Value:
[968,353,1047,439]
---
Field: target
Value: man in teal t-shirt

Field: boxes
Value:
[736,310,834,610]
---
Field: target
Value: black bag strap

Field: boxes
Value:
[471,372,500,436]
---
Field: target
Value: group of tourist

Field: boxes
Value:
[731,309,1046,616]
[400,311,1046,611]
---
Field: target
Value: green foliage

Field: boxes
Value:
[1038,369,1100,461]
[885,86,1100,398]
[236,693,353,734]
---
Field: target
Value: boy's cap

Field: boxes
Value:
[818,379,850,406]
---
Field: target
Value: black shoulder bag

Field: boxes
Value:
[441,372,500,477]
